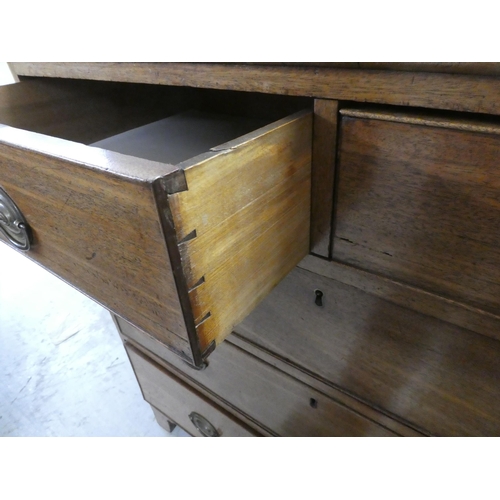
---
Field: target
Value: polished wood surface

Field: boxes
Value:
[334,111,500,315]
[119,317,400,436]
[10,63,500,115]
[126,344,259,437]
[116,314,422,436]
[310,99,338,257]
[299,255,500,343]
[169,110,312,349]
[341,107,500,135]
[236,264,500,436]
[0,125,195,357]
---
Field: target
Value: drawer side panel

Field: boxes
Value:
[169,111,312,349]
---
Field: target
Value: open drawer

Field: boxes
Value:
[0,78,312,366]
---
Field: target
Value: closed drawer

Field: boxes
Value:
[237,262,500,436]
[126,344,258,436]
[334,108,500,314]
[0,79,312,367]
[117,316,398,436]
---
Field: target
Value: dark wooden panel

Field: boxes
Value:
[235,265,500,436]
[310,99,338,257]
[299,255,500,343]
[9,63,500,116]
[0,78,194,144]
[233,62,500,77]
[0,126,194,360]
[333,114,500,314]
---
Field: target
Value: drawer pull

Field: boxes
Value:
[189,412,220,437]
[0,186,32,251]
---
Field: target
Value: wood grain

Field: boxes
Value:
[168,111,312,349]
[235,62,500,77]
[334,114,500,315]
[236,265,500,436]
[120,318,399,436]
[9,63,500,115]
[310,99,338,257]
[299,255,500,344]
[116,313,421,436]
[126,343,259,437]
[0,126,197,360]
[341,107,500,135]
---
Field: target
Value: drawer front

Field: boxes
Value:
[117,316,398,436]
[334,109,500,314]
[0,126,191,357]
[237,264,500,436]
[0,79,312,367]
[126,344,258,437]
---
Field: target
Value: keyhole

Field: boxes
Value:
[314,289,323,307]
[310,398,318,409]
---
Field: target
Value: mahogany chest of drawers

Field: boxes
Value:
[2,63,500,436]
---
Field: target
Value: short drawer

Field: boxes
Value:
[117,316,398,436]
[0,78,312,367]
[126,344,258,437]
[334,107,500,314]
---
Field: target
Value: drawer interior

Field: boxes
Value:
[0,77,310,146]
[91,110,269,164]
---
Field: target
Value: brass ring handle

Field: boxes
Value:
[0,186,32,251]
[189,412,220,437]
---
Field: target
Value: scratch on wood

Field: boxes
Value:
[338,236,393,257]
[60,192,72,213]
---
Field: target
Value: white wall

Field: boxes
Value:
[0,63,17,85]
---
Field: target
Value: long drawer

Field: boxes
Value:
[117,316,399,436]
[237,262,500,436]
[0,78,312,367]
